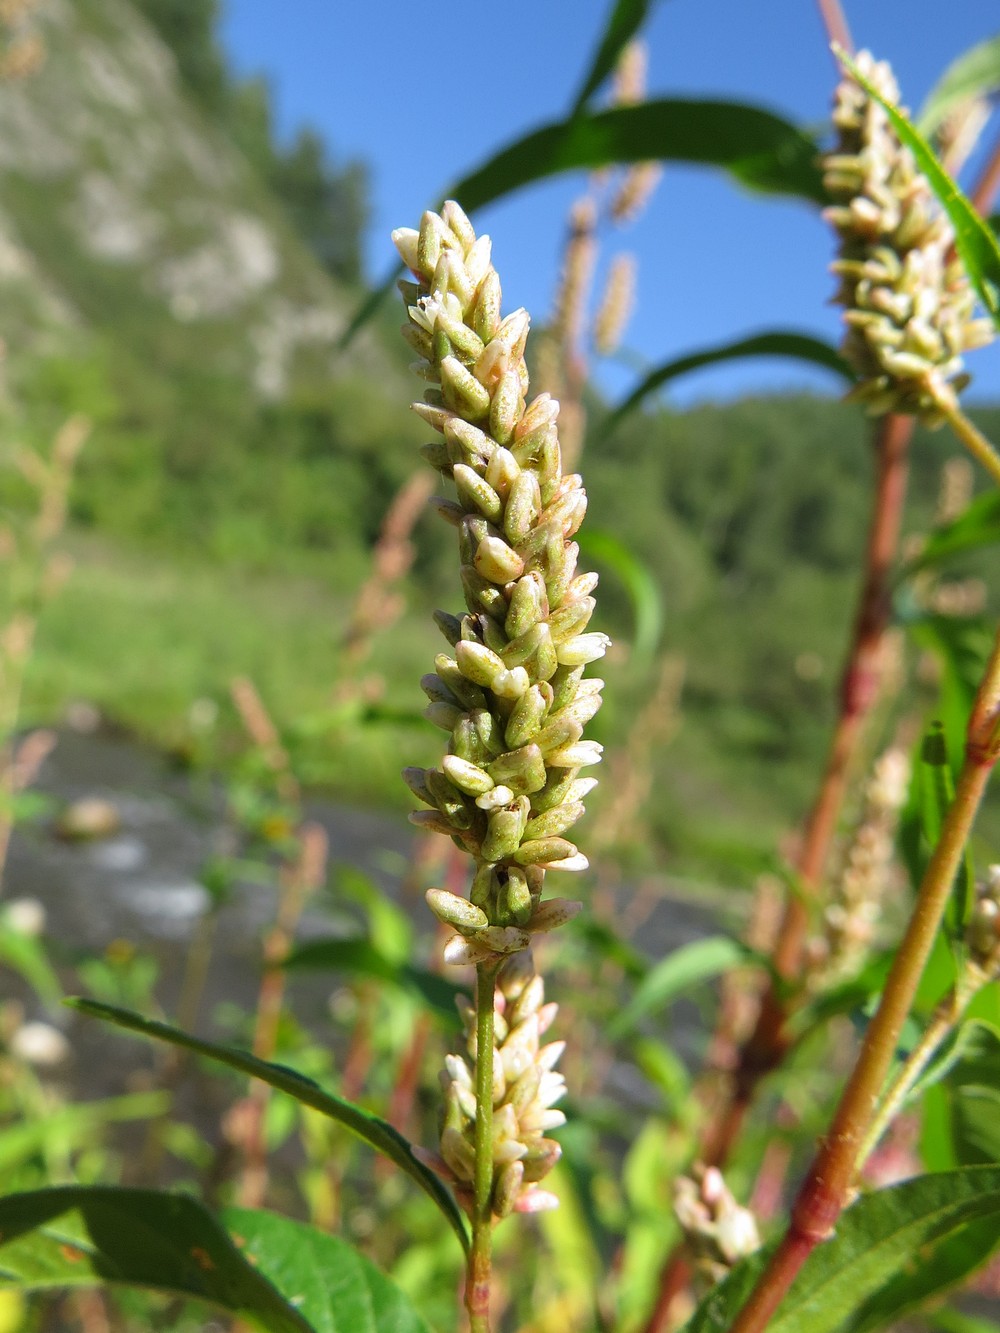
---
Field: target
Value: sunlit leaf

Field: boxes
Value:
[841,47,1000,324]
[223,1208,434,1333]
[918,35,1000,140]
[0,1188,433,1332]
[682,1167,1000,1332]
[67,999,469,1254]
[605,331,853,432]
[850,1215,1000,1332]
[0,1188,309,1332]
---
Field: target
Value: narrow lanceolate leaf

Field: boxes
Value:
[607,937,750,1040]
[0,1187,311,1333]
[605,330,853,431]
[452,101,826,212]
[0,1189,434,1333]
[577,529,662,666]
[223,1209,434,1333]
[279,935,464,1028]
[681,1167,1000,1333]
[840,47,1000,324]
[570,0,666,115]
[848,1215,1000,1332]
[67,999,469,1254]
[918,35,1000,140]
[900,491,1000,577]
[342,99,826,350]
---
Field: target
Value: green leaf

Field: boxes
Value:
[841,47,1000,324]
[918,35,1000,140]
[605,331,853,432]
[570,0,664,116]
[67,999,470,1254]
[222,1208,434,1333]
[0,1189,434,1332]
[342,99,825,349]
[850,1215,1000,1332]
[279,935,463,1028]
[452,101,825,213]
[939,1020,1000,1166]
[901,490,1000,577]
[607,937,750,1040]
[682,1167,1000,1332]
[577,528,662,666]
[0,1187,310,1332]
[0,1093,167,1177]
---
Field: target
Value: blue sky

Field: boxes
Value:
[219,1,1000,407]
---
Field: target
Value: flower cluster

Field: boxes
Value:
[823,51,994,423]
[814,745,910,986]
[417,951,566,1216]
[673,1165,761,1289]
[393,202,607,967]
[967,865,1000,975]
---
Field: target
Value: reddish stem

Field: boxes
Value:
[970,126,1000,218]
[815,0,853,56]
[731,631,1000,1332]
[642,413,913,1333]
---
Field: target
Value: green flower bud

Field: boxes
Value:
[426,888,489,933]
[512,837,579,867]
[487,744,547,796]
[442,754,495,796]
[453,463,503,522]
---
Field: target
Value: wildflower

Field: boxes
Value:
[674,1165,761,1288]
[415,952,566,1217]
[823,52,994,423]
[392,201,607,966]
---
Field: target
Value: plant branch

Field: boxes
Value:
[467,960,498,1333]
[970,124,1000,218]
[855,980,970,1171]
[730,625,1000,1333]
[815,0,853,58]
[642,412,914,1333]
[937,398,1000,489]
[706,410,913,1162]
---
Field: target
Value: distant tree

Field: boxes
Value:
[270,129,369,286]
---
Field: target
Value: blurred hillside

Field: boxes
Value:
[0,0,998,877]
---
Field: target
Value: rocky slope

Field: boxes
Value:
[0,0,383,396]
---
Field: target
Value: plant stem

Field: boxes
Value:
[937,399,1000,489]
[706,411,914,1164]
[730,626,1000,1333]
[815,0,853,56]
[466,960,498,1333]
[642,413,913,1333]
[855,980,970,1172]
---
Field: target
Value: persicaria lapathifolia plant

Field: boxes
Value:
[392,200,607,1330]
[824,50,994,423]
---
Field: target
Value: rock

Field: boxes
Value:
[56,796,121,840]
